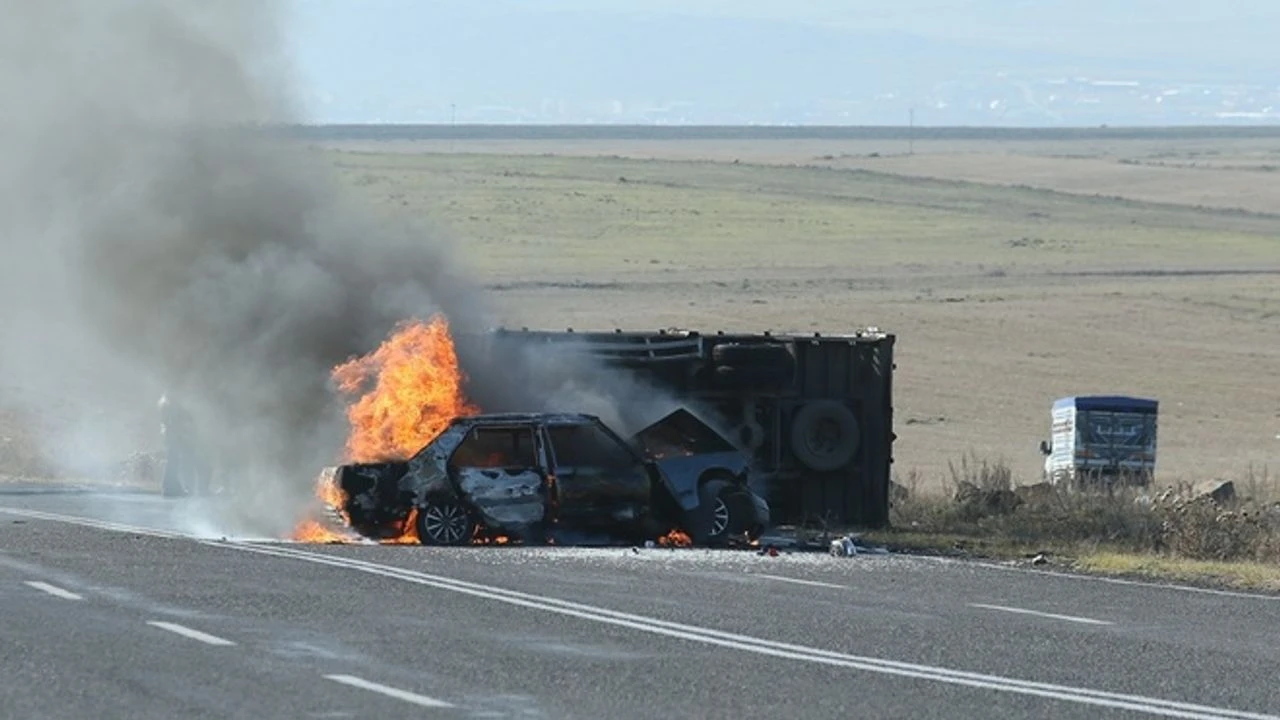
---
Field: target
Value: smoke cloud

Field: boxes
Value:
[0,0,490,535]
[0,1,742,540]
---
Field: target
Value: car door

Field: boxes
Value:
[544,419,651,531]
[446,424,550,531]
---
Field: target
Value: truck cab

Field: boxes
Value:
[1039,395,1158,488]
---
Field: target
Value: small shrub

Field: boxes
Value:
[890,455,1280,565]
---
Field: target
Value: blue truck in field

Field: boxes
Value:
[1039,395,1159,487]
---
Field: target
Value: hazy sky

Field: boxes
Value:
[283,1,1280,125]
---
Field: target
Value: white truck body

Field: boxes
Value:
[1040,395,1158,486]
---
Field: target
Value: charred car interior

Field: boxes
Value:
[335,409,769,547]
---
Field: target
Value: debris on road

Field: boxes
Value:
[830,535,858,557]
[756,526,890,558]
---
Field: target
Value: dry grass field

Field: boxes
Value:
[3,127,1278,580]
[318,135,1280,496]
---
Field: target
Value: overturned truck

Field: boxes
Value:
[473,327,896,528]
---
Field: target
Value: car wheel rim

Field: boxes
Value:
[710,497,731,536]
[424,502,469,544]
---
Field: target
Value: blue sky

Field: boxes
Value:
[282,1,1279,125]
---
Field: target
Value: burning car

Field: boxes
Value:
[331,408,770,547]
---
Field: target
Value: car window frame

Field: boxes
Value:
[543,419,644,472]
[447,423,543,470]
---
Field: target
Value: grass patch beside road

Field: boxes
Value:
[867,454,1280,592]
[1075,553,1280,593]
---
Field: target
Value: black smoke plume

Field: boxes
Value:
[0,0,487,534]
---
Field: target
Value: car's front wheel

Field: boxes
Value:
[699,478,758,546]
[415,496,478,546]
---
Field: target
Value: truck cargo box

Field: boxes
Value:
[462,327,896,528]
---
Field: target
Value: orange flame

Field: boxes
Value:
[332,315,480,464]
[380,508,422,545]
[657,529,692,547]
[289,468,357,543]
[290,518,353,544]
[290,314,480,544]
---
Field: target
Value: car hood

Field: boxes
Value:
[628,407,743,459]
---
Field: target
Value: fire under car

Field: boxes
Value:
[332,408,770,546]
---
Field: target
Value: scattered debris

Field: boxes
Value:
[824,532,890,557]
[829,535,858,557]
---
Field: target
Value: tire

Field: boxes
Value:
[789,400,860,472]
[415,495,478,546]
[711,342,793,368]
[698,478,758,546]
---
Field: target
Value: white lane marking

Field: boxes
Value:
[5,507,1279,720]
[24,580,84,601]
[943,555,1280,602]
[0,507,187,540]
[7,504,1280,602]
[754,573,847,590]
[146,621,236,647]
[226,543,1276,720]
[323,674,454,709]
[969,603,1114,626]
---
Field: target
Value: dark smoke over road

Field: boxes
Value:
[0,0,489,535]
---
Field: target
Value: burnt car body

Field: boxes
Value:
[334,409,770,546]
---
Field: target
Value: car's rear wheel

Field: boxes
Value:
[415,496,477,546]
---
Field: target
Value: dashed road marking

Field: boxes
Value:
[753,573,847,590]
[969,603,1114,626]
[146,620,237,646]
[323,674,454,709]
[6,506,1279,720]
[24,580,84,601]
[241,543,1273,720]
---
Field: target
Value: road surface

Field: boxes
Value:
[1,486,1278,719]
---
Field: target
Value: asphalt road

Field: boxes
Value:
[2,487,1279,719]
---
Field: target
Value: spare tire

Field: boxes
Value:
[711,342,793,368]
[789,400,860,472]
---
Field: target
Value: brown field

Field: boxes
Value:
[317,135,1280,493]
[3,131,1278,501]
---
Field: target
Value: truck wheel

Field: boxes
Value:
[415,496,477,546]
[790,400,860,472]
